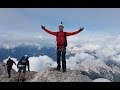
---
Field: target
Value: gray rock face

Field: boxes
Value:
[30,68,92,82]
[0,63,92,82]
[0,63,16,82]
[9,71,38,82]
[0,63,37,82]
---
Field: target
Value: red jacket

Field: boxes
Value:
[43,28,81,48]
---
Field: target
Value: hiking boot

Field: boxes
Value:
[54,67,60,71]
[62,69,66,72]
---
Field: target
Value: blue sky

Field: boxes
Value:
[0,8,120,37]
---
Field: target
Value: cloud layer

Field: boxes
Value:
[3,34,120,74]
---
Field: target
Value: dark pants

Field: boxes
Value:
[18,65,26,73]
[7,66,12,78]
[57,48,66,70]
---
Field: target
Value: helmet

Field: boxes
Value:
[8,56,11,59]
[24,55,28,59]
[24,55,28,57]
[58,22,64,28]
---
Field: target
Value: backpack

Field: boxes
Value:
[57,32,67,47]
[20,56,28,64]
[21,59,27,64]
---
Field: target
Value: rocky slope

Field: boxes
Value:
[0,63,92,82]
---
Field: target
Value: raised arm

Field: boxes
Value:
[27,60,30,71]
[66,27,84,36]
[12,60,16,65]
[6,60,9,65]
[41,25,57,36]
[17,61,19,68]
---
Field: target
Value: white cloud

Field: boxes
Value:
[0,31,55,49]
[2,33,120,76]
[28,56,56,71]
[66,34,120,73]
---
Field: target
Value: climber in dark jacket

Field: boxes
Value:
[6,56,16,78]
[17,55,30,82]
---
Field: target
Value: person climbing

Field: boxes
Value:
[41,22,84,72]
[17,55,30,82]
[6,56,16,78]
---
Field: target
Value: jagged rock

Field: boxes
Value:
[0,63,92,82]
[0,63,16,82]
[9,71,38,82]
[30,68,92,82]
[0,63,37,82]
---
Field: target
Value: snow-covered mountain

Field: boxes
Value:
[79,62,120,82]
[0,45,56,61]
[65,36,120,82]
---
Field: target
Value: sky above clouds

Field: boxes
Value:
[0,8,120,34]
[0,8,120,48]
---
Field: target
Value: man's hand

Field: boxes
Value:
[41,25,46,30]
[79,27,84,32]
